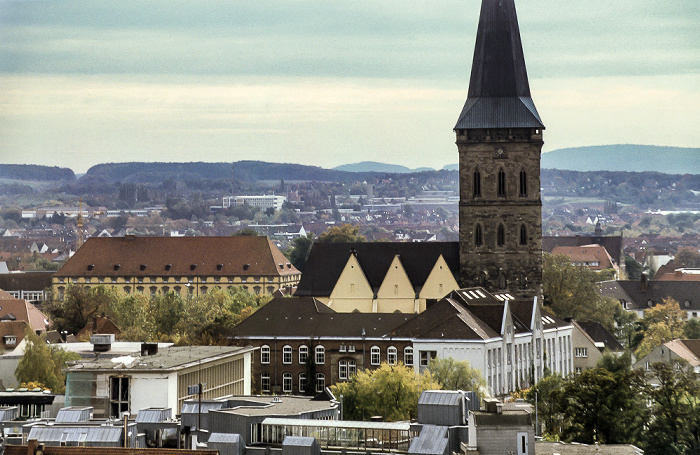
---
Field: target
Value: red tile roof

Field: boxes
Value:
[56,236,299,278]
[0,298,49,332]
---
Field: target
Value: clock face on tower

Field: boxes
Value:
[497,148,504,156]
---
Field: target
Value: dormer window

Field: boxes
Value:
[287,263,292,268]
[216,264,224,271]
[4,335,17,346]
[114,264,121,271]
[279,263,284,269]
[190,264,197,271]
[165,264,172,271]
[243,264,250,271]
[685,300,690,308]
[139,264,147,271]
[87,264,94,271]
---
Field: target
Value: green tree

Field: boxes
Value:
[526,374,565,438]
[427,357,486,399]
[234,227,259,236]
[635,298,686,358]
[316,224,366,243]
[15,330,81,394]
[542,253,619,329]
[288,233,314,272]
[560,366,646,444]
[642,362,700,454]
[45,285,119,335]
[332,363,440,421]
[682,318,700,339]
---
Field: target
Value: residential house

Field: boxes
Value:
[633,339,700,380]
[551,244,620,278]
[64,345,256,418]
[570,320,624,373]
[53,236,300,299]
[542,232,623,273]
[600,278,700,318]
[76,316,122,340]
[0,271,54,303]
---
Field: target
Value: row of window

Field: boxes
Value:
[262,345,415,366]
[474,223,528,247]
[472,169,528,198]
[261,372,325,393]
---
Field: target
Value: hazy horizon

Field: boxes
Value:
[1,1,698,174]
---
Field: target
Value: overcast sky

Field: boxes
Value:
[0,0,698,174]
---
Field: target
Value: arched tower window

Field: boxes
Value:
[475,224,483,246]
[497,224,505,246]
[497,169,506,197]
[519,170,527,196]
[520,224,527,245]
[473,169,481,198]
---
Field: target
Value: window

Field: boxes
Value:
[339,344,346,352]
[404,347,414,366]
[497,224,505,246]
[4,335,17,346]
[283,373,292,393]
[387,346,397,365]
[419,350,437,367]
[575,367,582,374]
[315,345,325,364]
[283,345,292,364]
[348,345,356,353]
[520,224,527,245]
[110,376,130,418]
[497,169,506,197]
[315,373,325,393]
[475,224,483,246]
[261,373,270,393]
[574,347,588,358]
[299,373,307,393]
[339,360,348,380]
[348,360,356,377]
[261,345,270,364]
[473,169,481,198]
[519,170,527,196]
[371,346,381,365]
[299,345,308,364]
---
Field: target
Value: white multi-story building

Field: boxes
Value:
[223,195,286,211]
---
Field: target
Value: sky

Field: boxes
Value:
[0,0,698,174]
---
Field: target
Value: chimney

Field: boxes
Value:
[91,334,115,352]
[27,439,38,455]
[640,274,648,292]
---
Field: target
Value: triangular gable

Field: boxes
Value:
[377,255,416,299]
[419,254,460,300]
[329,253,373,300]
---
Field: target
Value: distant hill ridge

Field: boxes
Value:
[333,161,434,174]
[541,144,699,174]
[0,164,75,181]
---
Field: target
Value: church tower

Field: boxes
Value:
[456,0,544,300]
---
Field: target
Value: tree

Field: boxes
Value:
[560,366,646,444]
[234,227,259,236]
[526,374,565,438]
[332,363,440,421]
[635,298,686,358]
[682,318,700,339]
[642,362,700,454]
[45,285,119,335]
[427,357,486,399]
[15,330,81,394]
[288,233,314,272]
[542,253,618,329]
[316,224,366,243]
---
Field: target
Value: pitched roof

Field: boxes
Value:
[56,236,299,277]
[600,280,700,310]
[0,298,49,331]
[551,244,616,270]
[230,297,413,339]
[294,242,459,297]
[0,271,54,292]
[574,320,624,352]
[455,0,543,129]
[665,339,700,368]
[543,235,623,266]
[0,320,31,350]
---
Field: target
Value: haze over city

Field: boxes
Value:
[0,0,698,174]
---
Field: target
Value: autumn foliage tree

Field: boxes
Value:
[332,363,440,421]
[316,224,366,243]
[427,357,486,399]
[635,298,687,358]
[15,330,81,394]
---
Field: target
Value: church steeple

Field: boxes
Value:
[456,0,544,301]
[455,0,544,130]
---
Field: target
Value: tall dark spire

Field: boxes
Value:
[455,0,544,130]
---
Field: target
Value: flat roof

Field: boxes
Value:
[261,417,411,431]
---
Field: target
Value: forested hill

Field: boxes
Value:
[0,164,75,181]
[84,161,380,184]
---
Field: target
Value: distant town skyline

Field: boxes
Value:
[0,0,698,174]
